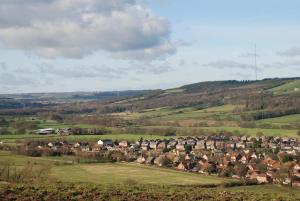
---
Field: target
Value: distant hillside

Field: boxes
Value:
[110,77,300,111]
[1,77,300,117]
[267,80,300,95]
[0,90,152,109]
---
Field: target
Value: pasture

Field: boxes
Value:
[51,163,231,185]
[258,114,300,125]
[268,80,300,95]
[0,134,168,143]
[142,125,299,137]
[0,151,231,186]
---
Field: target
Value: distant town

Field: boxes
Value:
[17,133,300,187]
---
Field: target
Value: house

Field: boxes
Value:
[186,139,196,147]
[240,156,247,164]
[36,128,55,135]
[57,128,72,135]
[80,144,91,152]
[226,141,235,150]
[177,162,188,171]
[136,156,146,164]
[118,141,128,148]
[47,142,54,147]
[149,141,159,150]
[74,142,88,149]
[283,178,291,185]
[292,174,300,187]
[129,144,139,151]
[91,143,101,152]
[246,141,254,148]
[167,140,177,149]
[206,140,215,150]
[293,145,300,151]
[281,137,289,144]
[154,155,166,167]
[176,144,185,151]
[194,140,205,150]
[141,141,150,150]
[146,156,155,165]
[256,173,268,184]
[236,142,245,149]
[293,164,300,174]
[202,154,208,161]
[250,152,257,159]
[215,141,225,150]
[97,139,114,147]
[268,143,278,149]
[241,136,248,142]
[157,142,167,150]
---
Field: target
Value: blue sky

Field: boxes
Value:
[0,0,300,93]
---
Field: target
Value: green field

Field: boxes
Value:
[0,151,74,165]
[0,134,168,143]
[51,163,231,185]
[142,125,298,137]
[268,80,300,95]
[38,122,100,129]
[259,114,300,124]
[0,151,231,186]
[201,126,298,137]
[153,105,242,121]
[1,153,300,200]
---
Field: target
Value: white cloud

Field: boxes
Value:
[37,63,123,79]
[278,47,300,57]
[263,60,300,68]
[238,53,260,58]
[0,0,174,60]
[204,60,256,70]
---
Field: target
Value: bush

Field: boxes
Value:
[0,128,12,135]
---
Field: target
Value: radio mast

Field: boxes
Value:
[255,44,258,80]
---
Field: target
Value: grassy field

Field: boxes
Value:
[227,185,300,200]
[142,125,299,137]
[37,122,100,129]
[151,105,242,121]
[0,134,168,143]
[268,80,300,95]
[1,151,300,200]
[258,114,300,125]
[51,163,231,185]
[1,182,300,201]
[0,151,231,186]
[201,126,298,137]
[0,151,74,165]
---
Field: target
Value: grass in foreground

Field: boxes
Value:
[0,183,300,201]
[1,151,300,200]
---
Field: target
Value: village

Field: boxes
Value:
[23,134,300,187]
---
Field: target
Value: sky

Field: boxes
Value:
[0,0,300,94]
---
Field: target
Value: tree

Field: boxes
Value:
[0,128,12,135]
[51,114,64,123]
[184,144,192,154]
[0,117,9,127]
[282,154,294,163]
[235,164,248,179]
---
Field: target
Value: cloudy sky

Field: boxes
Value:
[0,0,300,93]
